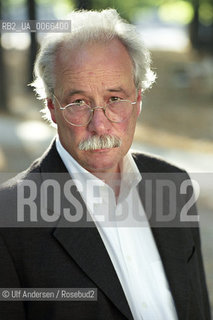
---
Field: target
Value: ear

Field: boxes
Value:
[47,98,57,124]
[136,89,142,116]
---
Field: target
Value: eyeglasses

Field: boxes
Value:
[53,94,137,127]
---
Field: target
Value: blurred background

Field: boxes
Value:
[0,0,213,315]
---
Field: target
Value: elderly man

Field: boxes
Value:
[0,9,210,320]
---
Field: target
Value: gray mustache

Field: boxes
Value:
[78,135,122,151]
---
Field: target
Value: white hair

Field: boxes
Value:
[30,9,156,124]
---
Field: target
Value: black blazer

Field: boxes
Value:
[0,141,211,320]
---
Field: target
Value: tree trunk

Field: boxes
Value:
[0,1,8,112]
[75,0,93,10]
[189,0,200,49]
[27,0,38,84]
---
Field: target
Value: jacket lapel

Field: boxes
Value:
[39,141,134,320]
[150,227,192,320]
[53,217,133,320]
[135,155,193,320]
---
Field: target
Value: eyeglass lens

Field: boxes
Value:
[63,100,134,126]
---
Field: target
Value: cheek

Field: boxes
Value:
[58,125,85,155]
[53,108,64,126]
[67,126,89,146]
[114,120,134,141]
[123,117,138,142]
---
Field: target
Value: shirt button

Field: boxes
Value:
[126,255,132,262]
[142,302,148,309]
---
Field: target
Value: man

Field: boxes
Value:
[0,9,211,320]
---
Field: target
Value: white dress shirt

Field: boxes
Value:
[56,137,178,320]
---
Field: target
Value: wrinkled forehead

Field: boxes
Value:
[54,39,135,91]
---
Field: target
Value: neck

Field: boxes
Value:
[92,169,121,199]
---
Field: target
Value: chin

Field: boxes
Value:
[85,159,119,173]
[79,148,122,173]
[87,163,114,172]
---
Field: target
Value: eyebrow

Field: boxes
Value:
[67,90,86,97]
[67,87,129,97]
[107,87,129,96]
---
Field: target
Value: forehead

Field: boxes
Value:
[54,39,135,95]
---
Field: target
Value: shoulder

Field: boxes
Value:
[0,139,63,193]
[0,159,41,194]
[131,151,186,174]
[0,143,51,206]
[0,139,67,223]
[0,161,41,228]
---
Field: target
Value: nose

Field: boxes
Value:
[87,106,111,135]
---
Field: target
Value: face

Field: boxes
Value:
[48,39,141,175]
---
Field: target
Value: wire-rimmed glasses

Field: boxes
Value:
[53,94,137,127]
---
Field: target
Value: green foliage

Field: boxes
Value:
[2,0,212,25]
[2,0,24,6]
[159,1,194,24]
[199,2,213,25]
[73,0,140,21]
[36,0,74,16]
[73,0,213,25]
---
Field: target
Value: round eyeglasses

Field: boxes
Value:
[53,94,137,127]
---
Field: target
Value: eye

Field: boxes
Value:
[109,96,122,103]
[72,99,87,105]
